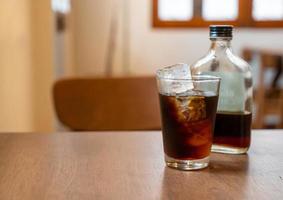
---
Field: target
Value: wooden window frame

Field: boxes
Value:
[153,0,283,28]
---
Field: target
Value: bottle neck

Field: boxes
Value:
[209,38,232,55]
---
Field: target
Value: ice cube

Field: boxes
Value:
[158,63,191,80]
[157,63,193,94]
[176,93,206,122]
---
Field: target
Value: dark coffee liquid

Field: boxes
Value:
[213,112,252,148]
[159,93,218,160]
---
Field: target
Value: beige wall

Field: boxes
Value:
[72,0,128,76]
[0,0,33,131]
[72,0,111,75]
[72,0,283,77]
[30,0,55,132]
[0,0,54,132]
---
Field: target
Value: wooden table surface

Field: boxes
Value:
[0,130,282,200]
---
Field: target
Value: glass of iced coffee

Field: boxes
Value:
[156,64,220,170]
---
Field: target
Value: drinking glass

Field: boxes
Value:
[156,64,220,170]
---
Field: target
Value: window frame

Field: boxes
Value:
[152,0,283,28]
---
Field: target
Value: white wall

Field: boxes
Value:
[72,0,283,77]
[129,0,283,75]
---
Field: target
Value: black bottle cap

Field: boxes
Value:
[210,25,233,39]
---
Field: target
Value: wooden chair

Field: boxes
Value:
[53,76,161,131]
[243,48,283,128]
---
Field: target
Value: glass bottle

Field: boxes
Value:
[191,25,253,154]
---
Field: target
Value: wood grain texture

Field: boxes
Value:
[0,130,282,200]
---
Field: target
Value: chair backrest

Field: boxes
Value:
[257,51,283,128]
[243,48,283,128]
[53,76,161,131]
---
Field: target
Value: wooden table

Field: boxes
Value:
[0,130,282,200]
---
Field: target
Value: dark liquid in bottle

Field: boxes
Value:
[213,111,252,149]
[159,93,218,160]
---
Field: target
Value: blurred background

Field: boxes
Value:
[1,0,283,132]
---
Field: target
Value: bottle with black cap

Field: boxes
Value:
[191,25,253,154]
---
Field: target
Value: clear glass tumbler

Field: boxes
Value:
[156,64,220,170]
